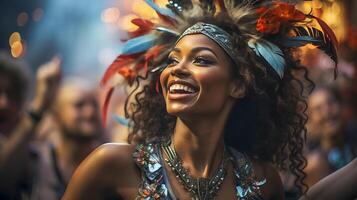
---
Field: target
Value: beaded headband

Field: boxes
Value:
[177,22,238,64]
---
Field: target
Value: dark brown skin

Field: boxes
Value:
[62,34,284,200]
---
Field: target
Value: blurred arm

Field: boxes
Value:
[299,158,357,200]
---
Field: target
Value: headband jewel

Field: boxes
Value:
[177,22,237,63]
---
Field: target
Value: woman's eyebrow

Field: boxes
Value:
[170,46,218,58]
[191,47,218,58]
[171,47,181,53]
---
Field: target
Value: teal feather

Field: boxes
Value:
[280,36,322,47]
[144,0,177,18]
[248,39,285,79]
[113,115,130,127]
[122,34,157,55]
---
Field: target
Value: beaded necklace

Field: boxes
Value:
[133,142,266,200]
[161,141,229,200]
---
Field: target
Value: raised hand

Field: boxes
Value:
[30,56,61,115]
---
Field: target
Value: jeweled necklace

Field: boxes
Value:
[161,140,229,200]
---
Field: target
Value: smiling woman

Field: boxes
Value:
[161,34,236,117]
[61,1,356,200]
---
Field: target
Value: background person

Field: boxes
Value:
[0,53,61,199]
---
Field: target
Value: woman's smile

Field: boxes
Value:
[167,79,199,100]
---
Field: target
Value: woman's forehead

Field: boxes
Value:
[172,34,225,54]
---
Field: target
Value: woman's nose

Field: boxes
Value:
[170,61,190,77]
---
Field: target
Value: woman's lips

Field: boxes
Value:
[168,91,198,100]
[167,80,199,101]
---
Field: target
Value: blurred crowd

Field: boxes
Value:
[281,53,357,199]
[0,52,129,199]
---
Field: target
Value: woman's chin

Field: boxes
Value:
[166,103,195,116]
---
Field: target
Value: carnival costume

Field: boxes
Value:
[100,0,338,199]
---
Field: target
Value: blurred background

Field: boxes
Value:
[0,0,356,199]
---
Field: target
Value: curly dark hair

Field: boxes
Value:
[123,3,313,195]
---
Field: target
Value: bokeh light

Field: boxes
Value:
[9,32,21,47]
[17,12,29,27]
[101,7,120,24]
[33,8,44,22]
[11,41,24,58]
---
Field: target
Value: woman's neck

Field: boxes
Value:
[171,115,227,178]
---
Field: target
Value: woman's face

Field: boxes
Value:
[160,34,240,117]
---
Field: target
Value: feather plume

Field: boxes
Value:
[155,26,180,36]
[144,0,177,25]
[225,2,257,34]
[293,26,338,77]
[309,15,338,50]
[213,0,226,13]
[127,18,155,39]
[248,39,286,78]
[144,0,177,18]
[280,36,321,47]
[144,45,167,73]
[121,34,158,55]
[100,54,141,87]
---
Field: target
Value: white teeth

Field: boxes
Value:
[169,83,195,93]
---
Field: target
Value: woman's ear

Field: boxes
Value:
[230,79,246,99]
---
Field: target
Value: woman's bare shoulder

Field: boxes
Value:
[93,143,137,166]
[251,159,285,200]
[62,143,140,200]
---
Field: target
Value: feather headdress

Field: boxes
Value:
[101,0,338,125]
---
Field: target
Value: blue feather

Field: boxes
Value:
[281,36,322,47]
[122,34,157,55]
[144,0,177,19]
[248,39,285,79]
[113,115,130,127]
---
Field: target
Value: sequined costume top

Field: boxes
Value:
[133,142,266,200]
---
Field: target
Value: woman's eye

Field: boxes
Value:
[194,56,215,65]
[166,57,179,66]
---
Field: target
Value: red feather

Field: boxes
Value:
[100,53,142,87]
[144,45,166,73]
[312,16,338,50]
[118,67,137,86]
[127,18,155,39]
[102,87,114,127]
[311,15,339,78]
